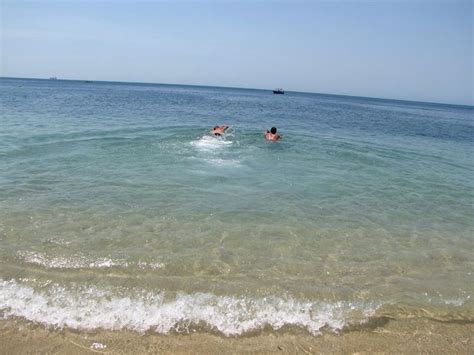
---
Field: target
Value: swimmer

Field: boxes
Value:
[264,127,282,141]
[211,124,230,137]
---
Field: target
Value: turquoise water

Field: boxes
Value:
[0,78,473,335]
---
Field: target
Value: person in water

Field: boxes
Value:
[211,125,229,137]
[265,127,282,141]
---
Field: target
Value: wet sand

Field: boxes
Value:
[1,317,472,354]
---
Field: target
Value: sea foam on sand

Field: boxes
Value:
[0,279,380,336]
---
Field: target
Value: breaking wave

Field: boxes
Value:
[0,279,380,336]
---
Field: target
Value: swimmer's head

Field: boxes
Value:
[271,127,277,134]
[213,126,219,130]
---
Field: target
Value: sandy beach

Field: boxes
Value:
[1,317,472,354]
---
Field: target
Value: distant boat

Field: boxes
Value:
[84,80,92,83]
[273,88,284,94]
[49,77,58,80]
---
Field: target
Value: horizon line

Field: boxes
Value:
[1,76,472,108]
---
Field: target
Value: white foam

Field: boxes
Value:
[422,292,471,307]
[17,251,164,270]
[137,261,165,270]
[44,238,71,246]
[191,135,233,152]
[91,342,107,350]
[0,279,380,336]
[443,297,470,306]
[204,158,241,167]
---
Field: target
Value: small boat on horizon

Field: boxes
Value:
[49,77,58,80]
[273,88,284,94]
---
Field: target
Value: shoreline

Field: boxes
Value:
[1,317,472,354]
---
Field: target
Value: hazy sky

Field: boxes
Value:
[1,0,472,105]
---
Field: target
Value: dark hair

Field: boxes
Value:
[270,127,277,134]
[213,126,219,129]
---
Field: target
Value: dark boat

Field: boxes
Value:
[273,88,284,94]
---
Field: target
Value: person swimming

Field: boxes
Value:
[264,127,282,141]
[211,125,230,137]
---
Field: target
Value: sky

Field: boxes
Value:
[1,0,472,105]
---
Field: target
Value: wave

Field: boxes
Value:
[0,279,380,336]
[16,251,164,270]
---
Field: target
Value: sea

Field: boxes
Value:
[0,77,472,336]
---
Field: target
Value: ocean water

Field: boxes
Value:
[0,78,473,336]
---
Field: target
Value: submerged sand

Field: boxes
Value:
[1,317,472,354]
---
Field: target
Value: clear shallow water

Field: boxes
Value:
[0,78,473,335]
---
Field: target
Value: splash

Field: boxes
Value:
[191,135,233,152]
